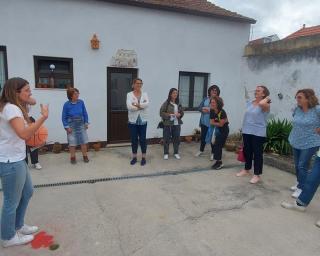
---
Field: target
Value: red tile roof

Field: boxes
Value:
[102,0,256,23]
[285,25,320,40]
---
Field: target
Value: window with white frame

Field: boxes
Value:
[178,71,209,110]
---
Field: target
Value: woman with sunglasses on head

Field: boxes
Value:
[196,85,221,161]
[0,77,48,247]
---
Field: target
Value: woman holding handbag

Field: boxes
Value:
[160,88,184,160]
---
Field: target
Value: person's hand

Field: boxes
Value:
[40,104,49,119]
[202,107,209,113]
[175,113,181,118]
[66,128,72,134]
[316,128,320,134]
[85,124,89,130]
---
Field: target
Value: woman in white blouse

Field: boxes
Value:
[126,78,149,166]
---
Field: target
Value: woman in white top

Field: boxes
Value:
[0,77,48,247]
[126,78,149,166]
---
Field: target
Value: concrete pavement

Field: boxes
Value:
[1,143,320,256]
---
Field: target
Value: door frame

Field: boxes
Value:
[107,67,138,143]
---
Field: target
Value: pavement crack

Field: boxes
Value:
[185,196,256,222]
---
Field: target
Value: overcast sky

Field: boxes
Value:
[211,0,320,40]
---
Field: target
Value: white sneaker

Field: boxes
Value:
[281,201,306,212]
[18,224,39,235]
[174,154,181,160]
[195,151,202,157]
[164,154,169,160]
[292,188,302,199]
[290,184,298,192]
[2,232,34,248]
[210,154,214,161]
[33,163,42,170]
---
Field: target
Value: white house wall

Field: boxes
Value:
[0,0,251,143]
[243,49,320,121]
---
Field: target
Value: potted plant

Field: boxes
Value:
[52,142,62,154]
[193,128,201,142]
[185,136,193,143]
[93,141,101,151]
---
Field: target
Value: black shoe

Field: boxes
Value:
[212,161,223,170]
[130,157,137,165]
[141,158,146,166]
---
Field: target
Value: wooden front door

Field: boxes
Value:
[107,67,138,143]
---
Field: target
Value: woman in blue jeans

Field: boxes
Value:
[281,152,320,228]
[287,89,320,199]
[0,77,48,247]
[126,78,149,166]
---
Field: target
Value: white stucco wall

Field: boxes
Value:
[243,51,320,121]
[0,0,251,143]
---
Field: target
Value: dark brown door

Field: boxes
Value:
[107,67,138,143]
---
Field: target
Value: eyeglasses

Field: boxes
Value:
[296,96,303,100]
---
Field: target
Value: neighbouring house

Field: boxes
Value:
[0,0,255,144]
[243,24,320,121]
[249,34,280,45]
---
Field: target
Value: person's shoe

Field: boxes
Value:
[141,158,146,166]
[236,169,250,177]
[292,188,302,199]
[290,184,298,192]
[164,154,169,160]
[315,219,320,228]
[212,161,224,170]
[210,154,214,161]
[83,156,89,163]
[174,154,181,160]
[281,201,306,212]
[70,157,76,164]
[250,175,260,184]
[2,232,34,248]
[17,225,39,235]
[130,157,137,165]
[195,151,203,157]
[33,163,42,170]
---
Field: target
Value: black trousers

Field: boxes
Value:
[212,128,229,161]
[243,133,266,175]
[25,146,39,165]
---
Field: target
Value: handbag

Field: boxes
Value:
[237,145,246,162]
[157,121,164,129]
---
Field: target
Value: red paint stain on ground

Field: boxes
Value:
[31,231,54,249]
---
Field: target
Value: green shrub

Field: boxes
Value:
[264,119,292,155]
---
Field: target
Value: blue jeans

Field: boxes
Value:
[293,147,319,190]
[128,123,147,154]
[0,160,34,240]
[297,156,320,206]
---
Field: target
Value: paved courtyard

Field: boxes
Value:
[1,143,320,256]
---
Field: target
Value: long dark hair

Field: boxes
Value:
[167,88,179,104]
[0,77,30,121]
